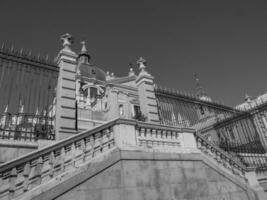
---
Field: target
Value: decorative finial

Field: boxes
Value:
[1,42,5,50]
[60,33,74,50]
[35,107,39,116]
[4,105,8,113]
[19,48,23,55]
[129,67,135,76]
[78,40,90,63]
[45,54,49,61]
[10,44,14,52]
[18,100,24,114]
[80,41,87,54]
[194,73,208,98]
[137,57,146,71]
[106,71,111,80]
[245,93,251,103]
[28,50,32,57]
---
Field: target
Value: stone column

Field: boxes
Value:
[54,33,78,140]
[136,57,160,123]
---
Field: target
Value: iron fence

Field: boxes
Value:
[155,85,240,127]
[155,85,267,172]
[0,113,55,141]
[201,103,267,172]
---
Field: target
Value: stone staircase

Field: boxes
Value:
[0,118,266,200]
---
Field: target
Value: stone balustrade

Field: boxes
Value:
[195,132,248,181]
[0,119,116,200]
[135,122,197,153]
[0,118,257,200]
[0,118,198,200]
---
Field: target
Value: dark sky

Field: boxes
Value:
[1,0,267,107]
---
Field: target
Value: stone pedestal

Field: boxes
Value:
[54,34,78,140]
[136,74,160,124]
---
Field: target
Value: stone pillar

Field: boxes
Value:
[54,33,78,140]
[136,57,160,123]
[182,131,199,153]
[245,167,266,199]
[113,121,137,149]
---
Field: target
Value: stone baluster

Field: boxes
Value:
[71,143,76,167]
[99,132,104,153]
[172,131,176,139]
[80,139,86,163]
[196,138,202,149]
[232,164,240,176]
[201,141,208,154]
[90,135,95,158]
[167,131,171,140]
[102,129,108,151]
[94,133,100,155]
[60,147,66,173]
[23,163,30,192]
[8,167,17,199]
[105,128,111,149]
[216,152,222,164]
[152,129,156,139]
[35,157,43,186]
[109,128,115,147]
[158,130,163,148]
[139,128,145,146]
[49,152,55,178]
[146,129,152,148]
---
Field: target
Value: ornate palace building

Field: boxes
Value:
[0,34,267,199]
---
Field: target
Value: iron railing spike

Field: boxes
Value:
[1,42,5,50]
[10,44,14,53]
[164,87,167,92]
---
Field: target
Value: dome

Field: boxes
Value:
[78,63,106,82]
[77,41,106,82]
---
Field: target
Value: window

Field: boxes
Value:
[119,104,124,116]
[133,105,141,117]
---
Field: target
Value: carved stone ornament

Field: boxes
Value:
[60,33,74,50]
[137,57,146,71]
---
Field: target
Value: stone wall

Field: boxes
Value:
[27,149,263,200]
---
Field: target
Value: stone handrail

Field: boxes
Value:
[0,118,254,199]
[195,131,248,181]
[0,118,120,200]
[0,118,197,200]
